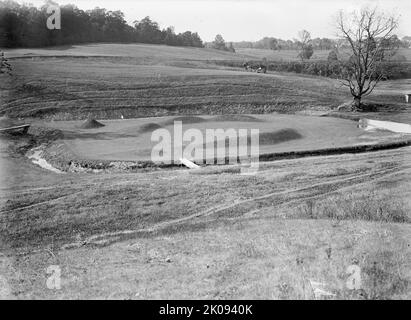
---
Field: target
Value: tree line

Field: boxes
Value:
[0,1,204,48]
[232,35,410,51]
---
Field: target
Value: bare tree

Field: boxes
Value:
[298,30,311,46]
[297,30,314,61]
[336,8,399,110]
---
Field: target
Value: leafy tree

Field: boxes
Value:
[212,34,228,51]
[163,26,178,45]
[268,38,278,50]
[299,44,314,60]
[0,1,204,48]
[297,30,313,61]
[327,50,338,62]
[133,16,162,43]
[402,36,411,48]
[0,51,11,75]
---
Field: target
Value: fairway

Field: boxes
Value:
[40,114,402,163]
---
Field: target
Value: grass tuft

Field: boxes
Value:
[298,191,409,223]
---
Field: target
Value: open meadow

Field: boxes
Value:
[1,43,411,300]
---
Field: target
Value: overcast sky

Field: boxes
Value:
[21,0,411,41]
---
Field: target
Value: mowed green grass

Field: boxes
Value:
[40,114,401,162]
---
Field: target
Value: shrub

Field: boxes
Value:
[327,50,339,62]
[213,59,411,80]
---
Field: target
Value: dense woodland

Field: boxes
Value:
[0,1,203,48]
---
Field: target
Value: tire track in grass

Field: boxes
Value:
[221,167,411,222]
[0,190,86,215]
[73,163,410,248]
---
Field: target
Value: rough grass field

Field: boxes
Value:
[0,57,346,119]
[2,44,410,122]
[1,135,410,299]
[1,43,411,299]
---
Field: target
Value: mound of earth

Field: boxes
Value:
[79,119,105,129]
[203,129,303,149]
[138,123,163,134]
[212,114,262,122]
[258,129,303,145]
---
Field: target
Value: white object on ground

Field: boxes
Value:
[179,158,200,169]
[28,148,64,174]
[309,280,336,299]
[405,94,410,103]
[359,118,411,134]
[312,287,336,299]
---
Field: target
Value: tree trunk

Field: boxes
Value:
[352,97,361,111]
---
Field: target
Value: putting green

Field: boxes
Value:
[42,114,402,163]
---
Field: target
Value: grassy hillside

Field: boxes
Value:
[1,43,410,121]
[1,44,349,120]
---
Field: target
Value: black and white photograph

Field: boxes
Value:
[0,0,410,303]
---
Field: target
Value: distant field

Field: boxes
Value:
[4,43,253,61]
[236,48,411,62]
[1,43,410,121]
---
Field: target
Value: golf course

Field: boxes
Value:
[1,43,411,299]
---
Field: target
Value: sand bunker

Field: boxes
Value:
[79,119,105,129]
[28,148,64,174]
[203,128,303,149]
[359,119,411,134]
[138,123,163,134]
[258,129,303,145]
[48,114,405,163]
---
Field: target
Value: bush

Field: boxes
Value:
[213,59,411,80]
[327,50,339,62]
